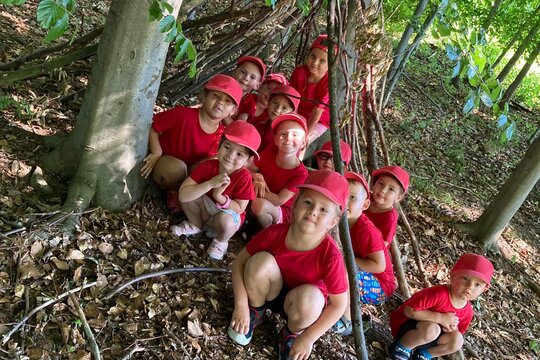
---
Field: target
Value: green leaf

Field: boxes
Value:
[59,0,75,12]
[164,26,177,42]
[44,12,69,43]
[1,0,26,5]
[148,0,162,21]
[486,76,498,89]
[437,22,451,37]
[472,49,486,73]
[265,0,276,8]
[445,44,458,61]
[493,103,501,117]
[504,102,509,114]
[467,64,477,79]
[491,86,502,102]
[497,114,507,128]
[159,15,175,33]
[463,97,475,115]
[505,122,515,141]
[174,38,189,63]
[37,0,64,28]
[186,41,196,61]
[529,340,538,351]
[296,0,310,15]
[468,74,479,87]
[479,90,493,107]
[161,1,173,13]
[189,55,197,78]
[451,61,461,79]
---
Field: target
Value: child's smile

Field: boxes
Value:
[371,175,403,210]
[274,121,305,154]
[233,62,262,92]
[294,189,339,233]
[306,48,328,81]
[203,91,236,120]
[218,140,250,174]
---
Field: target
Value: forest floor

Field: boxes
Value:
[1,1,540,360]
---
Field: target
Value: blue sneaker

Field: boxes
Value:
[388,341,412,360]
[278,325,299,360]
[332,317,353,335]
[227,306,266,346]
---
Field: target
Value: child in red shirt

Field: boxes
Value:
[289,34,335,155]
[313,140,352,171]
[228,171,350,360]
[250,113,308,228]
[365,165,410,248]
[333,172,396,335]
[233,56,266,96]
[236,73,288,123]
[389,253,494,360]
[170,121,261,260]
[141,74,243,212]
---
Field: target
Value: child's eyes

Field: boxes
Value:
[321,208,328,213]
[349,195,356,201]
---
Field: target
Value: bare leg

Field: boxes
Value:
[251,198,281,228]
[425,331,463,357]
[207,211,238,242]
[244,252,283,307]
[400,321,441,349]
[284,284,325,333]
[181,197,208,229]
[152,155,187,190]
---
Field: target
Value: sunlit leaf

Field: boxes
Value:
[161,0,173,13]
[505,122,515,140]
[468,74,479,87]
[159,15,175,33]
[445,44,458,61]
[467,64,477,80]
[164,26,177,42]
[148,0,161,21]
[497,114,507,128]
[451,61,461,78]
[37,0,64,28]
[491,86,502,102]
[44,13,69,43]
[479,91,493,107]
[472,49,486,73]
[463,97,475,115]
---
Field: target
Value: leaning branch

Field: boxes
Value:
[69,293,101,360]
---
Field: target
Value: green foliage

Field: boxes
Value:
[0,0,26,5]
[36,0,76,43]
[265,0,277,9]
[296,0,311,15]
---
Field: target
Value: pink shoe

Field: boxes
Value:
[171,220,202,237]
[207,239,228,260]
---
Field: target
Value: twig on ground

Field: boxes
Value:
[463,341,481,359]
[0,227,26,238]
[491,323,539,341]
[402,73,444,113]
[166,329,192,358]
[69,293,101,360]
[103,267,231,300]
[121,344,145,360]
[2,281,98,344]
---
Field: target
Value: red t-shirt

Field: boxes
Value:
[189,159,255,223]
[350,214,396,297]
[254,148,308,221]
[365,207,398,245]
[246,223,348,297]
[152,106,224,168]
[237,93,257,122]
[390,285,474,338]
[289,65,330,128]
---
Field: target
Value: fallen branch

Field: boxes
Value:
[463,341,481,359]
[121,344,145,360]
[397,204,429,287]
[69,293,101,360]
[402,73,444,113]
[390,238,411,298]
[0,227,26,238]
[166,328,192,358]
[2,281,98,344]
[103,267,231,300]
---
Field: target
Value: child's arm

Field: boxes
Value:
[230,248,252,335]
[290,292,348,359]
[403,306,459,333]
[355,250,385,274]
[306,107,324,134]
[141,128,162,178]
[263,188,295,206]
[179,174,230,202]
[235,113,249,121]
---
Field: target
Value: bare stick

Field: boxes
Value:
[0,227,26,238]
[103,267,231,300]
[3,282,98,344]
[390,238,411,298]
[121,344,145,360]
[166,329,191,358]
[402,73,444,113]
[69,293,101,360]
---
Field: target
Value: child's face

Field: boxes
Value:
[202,90,237,120]
[218,139,251,173]
[306,48,328,79]
[274,121,306,154]
[371,175,404,210]
[316,152,334,171]
[449,274,488,302]
[267,95,294,120]
[233,62,262,93]
[346,181,370,221]
[293,189,340,234]
[257,81,279,107]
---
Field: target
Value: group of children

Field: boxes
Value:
[140,34,495,360]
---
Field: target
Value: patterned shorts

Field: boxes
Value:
[356,269,387,305]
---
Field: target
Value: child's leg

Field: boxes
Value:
[206,210,241,260]
[180,196,208,229]
[283,284,325,333]
[417,330,463,358]
[152,156,188,189]
[400,321,441,350]
[244,251,284,306]
[251,198,281,228]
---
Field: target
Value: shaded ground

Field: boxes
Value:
[1,2,539,359]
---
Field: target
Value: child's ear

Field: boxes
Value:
[229,105,238,118]
[253,80,261,90]
[362,198,370,211]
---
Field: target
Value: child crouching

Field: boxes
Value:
[171,121,261,260]
[228,171,349,360]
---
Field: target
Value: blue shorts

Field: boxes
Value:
[356,269,387,305]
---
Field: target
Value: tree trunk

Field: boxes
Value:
[481,0,504,31]
[41,0,184,212]
[492,28,522,69]
[503,40,540,103]
[497,21,540,83]
[458,135,540,250]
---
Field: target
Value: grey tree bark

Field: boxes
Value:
[503,40,540,103]
[481,0,504,31]
[41,0,184,212]
[458,135,540,250]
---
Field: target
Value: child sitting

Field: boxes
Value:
[365,165,410,248]
[233,56,266,96]
[228,170,350,359]
[333,171,396,335]
[170,121,261,260]
[289,34,334,157]
[389,253,494,360]
[313,140,352,171]
[141,74,242,212]
[250,113,308,228]
[236,73,288,123]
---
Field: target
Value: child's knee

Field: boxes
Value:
[245,252,279,278]
[416,321,442,342]
[250,198,266,216]
[442,331,464,352]
[286,285,325,316]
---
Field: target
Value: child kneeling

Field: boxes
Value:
[228,171,349,359]
[389,253,494,360]
[171,121,261,260]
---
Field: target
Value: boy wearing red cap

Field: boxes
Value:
[228,170,349,360]
[365,165,410,247]
[236,73,288,123]
[170,121,261,260]
[250,113,308,228]
[141,74,243,213]
[389,253,494,360]
[233,56,267,96]
[313,140,352,171]
[333,171,396,335]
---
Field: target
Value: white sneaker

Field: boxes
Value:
[171,220,202,237]
[207,239,228,260]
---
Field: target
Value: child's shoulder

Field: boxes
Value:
[351,214,383,240]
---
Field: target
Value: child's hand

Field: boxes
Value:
[230,306,250,335]
[289,334,313,360]
[253,173,267,197]
[439,312,459,332]
[210,173,231,189]
[141,153,161,178]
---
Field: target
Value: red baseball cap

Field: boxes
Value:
[297,170,349,210]
[451,253,494,287]
[344,171,370,198]
[313,140,352,166]
[205,74,243,107]
[271,113,307,133]
[310,34,337,54]
[262,73,289,86]
[224,121,261,159]
[371,165,410,193]
[270,85,301,111]
[237,56,267,79]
